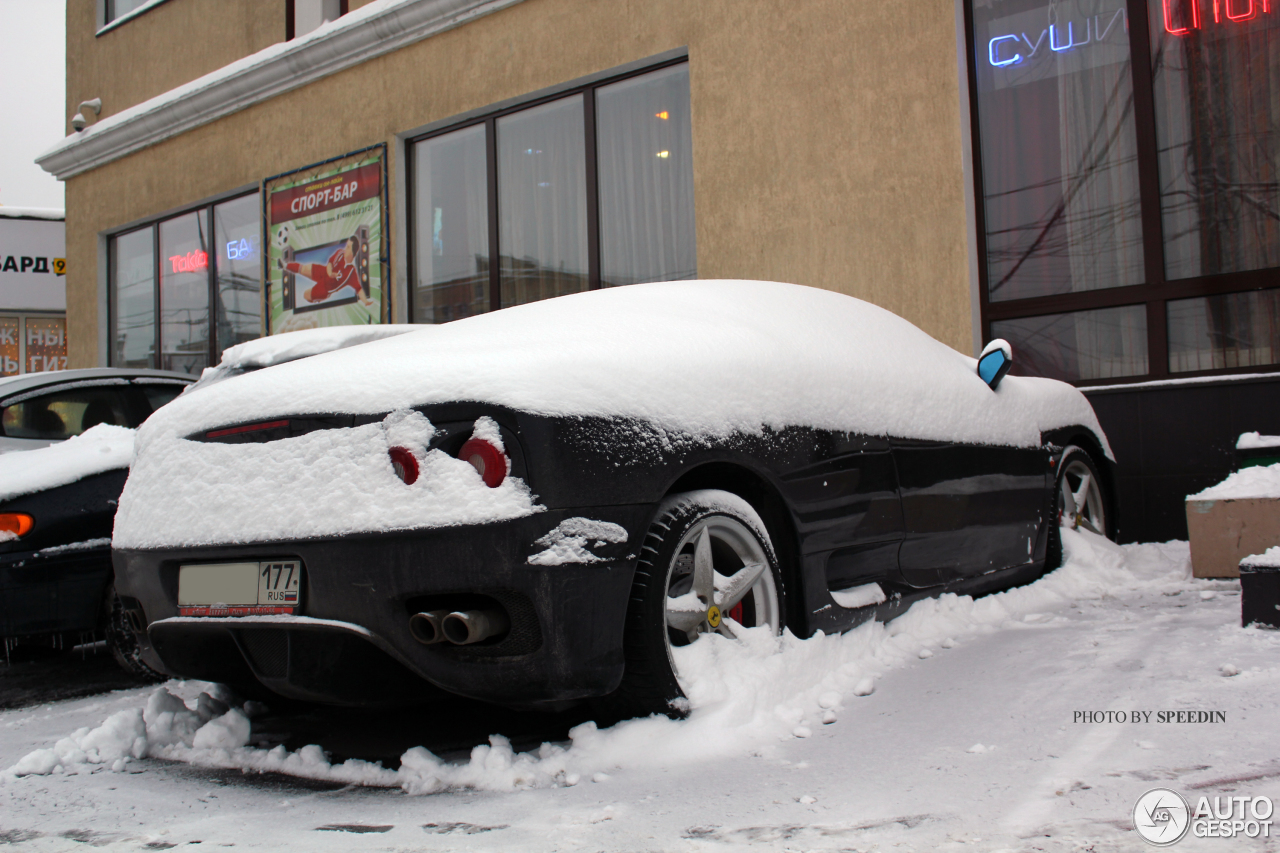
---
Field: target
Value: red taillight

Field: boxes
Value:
[0,513,34,539]
[388,446,419,485]
[458,438,507,488]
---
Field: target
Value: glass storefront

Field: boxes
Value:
[497,96,589,308]
[408,60,695,323]
[970,0,1280,382]
[596,64,697,288]
[411,125,490,323]
[110,193,261,373]
[973,0,1145,303]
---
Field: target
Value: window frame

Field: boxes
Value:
[964,0,1280,386]
[107,189,262,372]
[404,56,690,320]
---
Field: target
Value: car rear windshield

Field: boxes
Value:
[1,387,135,440]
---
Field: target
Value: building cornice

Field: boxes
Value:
[37,0,523,181]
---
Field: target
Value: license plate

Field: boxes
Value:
[178,560,302,616]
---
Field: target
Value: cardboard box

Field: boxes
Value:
[1186,497,1280,579]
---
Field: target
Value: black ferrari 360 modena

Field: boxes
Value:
[111,281,1114,716]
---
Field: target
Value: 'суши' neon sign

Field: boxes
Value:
[989,8,1126,67]
[1162,0,1272,34]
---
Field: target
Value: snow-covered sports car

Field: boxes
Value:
[112,281,1113,714]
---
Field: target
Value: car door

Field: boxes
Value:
[776,432,904,593]
[892,439,1050,587]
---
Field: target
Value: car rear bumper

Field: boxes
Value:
[112,507,650,706]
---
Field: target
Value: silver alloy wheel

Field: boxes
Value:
[1059,452,1106,536]
[662,515,781,674]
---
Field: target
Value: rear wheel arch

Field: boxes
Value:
[662,462,804,633]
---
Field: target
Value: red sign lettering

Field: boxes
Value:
[168,251,209,274]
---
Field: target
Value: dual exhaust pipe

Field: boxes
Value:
[410,608,509,646]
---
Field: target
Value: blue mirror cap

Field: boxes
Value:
[977,339,1013,389]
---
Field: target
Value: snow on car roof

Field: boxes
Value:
[0,424,134,504]
[144,280,1108,453]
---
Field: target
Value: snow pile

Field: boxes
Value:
[1241,545,1280,569]
[193,324,427,390]
[0,424,134,504]
[1237,431,1280,450]
[1188,463,1280,501]
[114,410,541,549]
[9,529,1195,792]
[527,518,629,566]
[137,281,1109,453]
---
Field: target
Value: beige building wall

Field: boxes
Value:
[61,0,974,368]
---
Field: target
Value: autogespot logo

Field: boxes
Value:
[1134,788,1275,844]
[1134,788,1191,846]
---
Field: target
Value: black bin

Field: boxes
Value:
[1240,558,1280,629]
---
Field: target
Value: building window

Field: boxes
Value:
[0,315,67,377]
[286,0,347,40]
[968,0,1280,383]
[408,60,695,324]
[102,0,156,27]
[109,193,262,373]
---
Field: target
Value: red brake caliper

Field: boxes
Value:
[728,603,744,624]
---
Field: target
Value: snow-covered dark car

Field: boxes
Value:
[111,281,1114,714]
[0,368,192,671]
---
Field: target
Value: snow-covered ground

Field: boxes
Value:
[2,529,1277,851]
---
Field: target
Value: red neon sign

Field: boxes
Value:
[1164,0,1272,32]
[168,250,208,274]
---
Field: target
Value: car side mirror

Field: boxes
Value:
[977,339,1012,390]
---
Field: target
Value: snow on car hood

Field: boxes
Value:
[0,424,134,504]
[137,280,1109,452]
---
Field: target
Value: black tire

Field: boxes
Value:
[597,489,785,721]
[1047,445,1111,571]
[103,585,165,683]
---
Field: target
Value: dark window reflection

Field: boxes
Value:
[213,193,262,354]
[1168,287,1280,372]
[1149,2,1280,280]
[158,211,211,375]
[973,0,1145,302]
[412,125,490,323]
[596,64,696,287]
[992,304,1148,381]
[110,227,156,369]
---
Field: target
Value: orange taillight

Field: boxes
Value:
[0,513,34,538]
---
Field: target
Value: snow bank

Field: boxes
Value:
[1241,546,1280,569]
[138,281,1109,453]
[114,410,541,549]
[9,529,1195,793]
[193,324,427,390]
[1188,463,1280,501]
[1238,431,1280,450]
[0,424,134,504]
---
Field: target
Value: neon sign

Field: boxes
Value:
[225,237,256,261]
[988,8,1126,67]
[168,250,208,274]
[1163,0,1273,34]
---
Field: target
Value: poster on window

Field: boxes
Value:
[263,145,387,334]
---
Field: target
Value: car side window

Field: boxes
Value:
[140,384,186,413]
[0,388,133,440]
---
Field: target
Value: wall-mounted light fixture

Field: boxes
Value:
[71,98,102,132]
